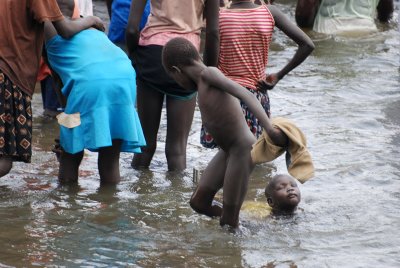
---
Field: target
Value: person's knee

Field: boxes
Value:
[189,194,204,214]
[189,187,212,213]
[0,157,13,178]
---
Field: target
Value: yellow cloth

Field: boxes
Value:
[56,112,81,128]
[241,201,272,220]
[251,117,314,183]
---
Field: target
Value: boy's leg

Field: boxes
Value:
[98,139,122,185]
[190,150,227,217]
[131,80,164,169]
[220,147,255,228]
[58,151,84,184]
[165,96,196,171]
[0,156,13,178]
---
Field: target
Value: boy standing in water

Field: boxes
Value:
[162,37,289,229]
[0,0,104,179]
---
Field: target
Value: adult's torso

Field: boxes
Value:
[139,0,205,48]
[314,0,380,34]
[0,0,62,95]
[218,5,275,90]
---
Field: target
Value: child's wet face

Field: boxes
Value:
[270,176,301,210]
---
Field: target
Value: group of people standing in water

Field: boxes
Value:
[0,0,393,229]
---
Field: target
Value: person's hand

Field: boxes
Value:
[256,73,279,92]
[89,16,105,32]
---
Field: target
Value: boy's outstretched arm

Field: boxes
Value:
[202,67,288,147]
[258,5,315,91]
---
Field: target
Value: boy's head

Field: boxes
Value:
[162,37,201,90]
[56,0,75,18]
[265,174,301,214]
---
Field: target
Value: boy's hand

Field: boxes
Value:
[256,73,279,92]
[89,16,105,32]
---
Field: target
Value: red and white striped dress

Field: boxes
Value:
[218,5,275,90]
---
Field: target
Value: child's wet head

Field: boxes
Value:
[265,174,301,214]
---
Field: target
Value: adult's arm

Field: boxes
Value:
[295,0,320,28]
[203,0,220,67]
[377,0,394,22]
[51,16,104,39]
[106,0,114,18]
[258,5,314,90]
[126,0,147,57]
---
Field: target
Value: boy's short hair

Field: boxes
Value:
[162,37,200,71]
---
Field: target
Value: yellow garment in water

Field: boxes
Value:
[241,201,272,220]
[251,117,314,183]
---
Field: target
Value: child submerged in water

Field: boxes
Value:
[44,0,146,185]
[162,37,291,229]
[242,174,301,219]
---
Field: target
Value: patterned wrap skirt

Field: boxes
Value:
[0,70,32,163]
[200,87,271,149]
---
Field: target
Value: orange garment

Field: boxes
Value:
[72,0,81,19]
[0,0,63,96]
[37,58,52,82]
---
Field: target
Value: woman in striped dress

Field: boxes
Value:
[201,0,314,148]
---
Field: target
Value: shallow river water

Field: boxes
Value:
[0,1,399,267]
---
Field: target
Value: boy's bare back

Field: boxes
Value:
[197,67,257,151]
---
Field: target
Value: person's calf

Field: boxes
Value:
[0,156,13,178]
[220,203,241,229]
[58,151,83,184]
[99,140,121,185]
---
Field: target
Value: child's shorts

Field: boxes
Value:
[200,87,271,149]
[0,70,32,163]
[132,45,197,101]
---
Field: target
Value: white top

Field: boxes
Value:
[313,0,380,34]
[77,0,93,16]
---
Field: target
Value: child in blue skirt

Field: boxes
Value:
[45,0,146,185]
